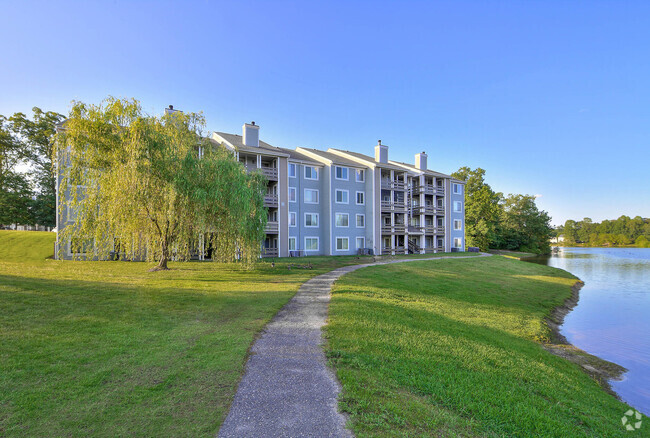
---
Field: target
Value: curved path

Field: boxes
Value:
[218,254,489,438]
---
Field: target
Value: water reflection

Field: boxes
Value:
[527,248,650,415]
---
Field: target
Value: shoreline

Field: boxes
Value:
[543,279,627,399]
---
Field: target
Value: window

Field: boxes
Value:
[356,237,365,249]
[288,163,296,178]
[356,191,365,205]
[289,187,296,202]
[305,237,319,251]
[454,219,462,230]
[356,169,365,182]
[304,189,319,204]
[335,213,349,227]
[305,213,319,227]
[336,237,349,251]
[454,237,463,248]
[288,237,296,251]
[453,183,462,194]
[335,166,348,180]
[305,166,318,180]
[289,212,297,227]
[356,214,365,228]
[453,201,463,212]
[335,189,349,204]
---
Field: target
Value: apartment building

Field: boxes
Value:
[56,119,465,259]
[211,122,465,256]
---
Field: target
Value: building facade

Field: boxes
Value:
[56,119,465,259]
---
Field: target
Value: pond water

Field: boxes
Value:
[527,247,650,415]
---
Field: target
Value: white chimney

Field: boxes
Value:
[375,140,388,163]
[243,121,259,147]
[415,151,427,170]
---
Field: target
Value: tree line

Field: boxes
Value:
[0,108,65,227]
[452,167,552,254]
[555,216,650,248]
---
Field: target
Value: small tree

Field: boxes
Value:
[56,97,267,270]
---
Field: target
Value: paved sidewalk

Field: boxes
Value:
[218,254,489,438]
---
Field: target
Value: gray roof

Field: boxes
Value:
[212,132,289,157]
[296,148,367,168]
[276,147,323,166]
[388,160,453,179]
[329,149,408,172]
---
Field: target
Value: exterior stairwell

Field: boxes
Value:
[408,239,420,254]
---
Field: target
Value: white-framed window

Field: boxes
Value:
[305,166,318,180]
[356,191,365,205]
[454,219,462,230]
[453,201,463,212]
[356,214,365,228]
[356,237,365,249]
[453,183,462,194]
[288,163,297,178]
[356,169,365,182]
[305,213,319,227]
[335,189,349,204]
[304,189,319,204]
[305,237,319,251]
[289,187,296,202]
[288,237,296,251]
[289,212,297,227]
[335,213,349,227]
[67,238,93,257]
[335,166,349,180]
[454,237,463,248]
[336,237,349,251]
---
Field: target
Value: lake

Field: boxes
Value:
[527,247,650,415]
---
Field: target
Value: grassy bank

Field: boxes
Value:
[326,256,640,437]
[0,230,472,436]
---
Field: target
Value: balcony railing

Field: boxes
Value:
[260,167,278,181]
[264,194,278,207]
[381,201,408,211]
[381,224,407,234]
[437,227,445,234]
[381,180,407,191]
[394,246,406,254]
[264,221,279,233]
[261,247,279,257]
[436,186,445,195]
[412,205,436,215]
[408,225,424,234]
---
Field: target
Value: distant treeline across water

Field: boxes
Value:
[556,216,650,247]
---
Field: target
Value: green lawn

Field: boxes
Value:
[0,230,55,261]
[0,230,472,436]
[326,256,640,437]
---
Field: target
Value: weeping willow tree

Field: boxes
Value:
[55,97,267,270]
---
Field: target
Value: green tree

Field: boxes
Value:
[563,220,577,244]
[7,108,65,226]
[0,116,32,225]
[498,194,552,254]
[56,97,267,270]
[451,167,501,250]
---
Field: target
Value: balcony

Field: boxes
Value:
[261,247,279,257]
[394,246,406,254]
[412,184,435,195]
[412,205,436,215]
[264,221,279,233]
[260,167,278,181]
[437,227,445,234]
[408,225,424,234]
[436,186,445,195]
[381,201,407,212]
[381,180,407,191]
[264,194,278,207]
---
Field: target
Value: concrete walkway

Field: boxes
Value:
[218,254,489,438]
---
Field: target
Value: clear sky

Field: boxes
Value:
[2,0,649,225]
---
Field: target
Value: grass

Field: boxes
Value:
[488,249,538,259]
[325,256,641,437]
[0,231,55,261]
[0,230,473,436]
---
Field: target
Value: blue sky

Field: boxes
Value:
[2,0,649,225]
